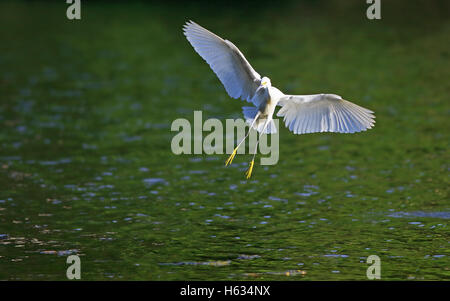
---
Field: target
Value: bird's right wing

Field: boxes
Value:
[183,21,261,103]
[277,94,375,134]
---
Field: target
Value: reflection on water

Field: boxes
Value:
[160,260,231,267]
[388,211,450,219]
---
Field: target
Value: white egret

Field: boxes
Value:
[183,21,375,178]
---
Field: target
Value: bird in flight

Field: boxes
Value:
[183,21,375,179]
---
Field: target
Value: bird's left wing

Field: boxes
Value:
[277,94,375,134]
[183,21,261,103]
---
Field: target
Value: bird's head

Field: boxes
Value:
[261,77,271,87]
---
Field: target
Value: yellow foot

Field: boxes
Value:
[245,160,255,179]
[225,148,237,166]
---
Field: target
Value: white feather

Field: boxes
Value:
[183,21,261,104]
[277,94,375,134]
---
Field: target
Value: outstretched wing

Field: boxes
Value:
[183,21,261,103]
[277,94,375,134]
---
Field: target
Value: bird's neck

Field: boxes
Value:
[269,86,285,103]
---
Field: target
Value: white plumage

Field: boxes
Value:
[277,94,375,134]
[183,21,261,104]
[183,20,376,178]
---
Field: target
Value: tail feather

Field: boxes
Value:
[242,106,277,134]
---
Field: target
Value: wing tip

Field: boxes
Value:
[182,20,197,34]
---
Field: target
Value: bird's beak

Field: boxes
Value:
[262,81,267,86]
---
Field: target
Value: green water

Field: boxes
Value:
[0,1,449,280]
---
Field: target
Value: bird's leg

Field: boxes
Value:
[245,118,270,179]
[225,134,245,166]
[245,138,260,179]
[225,113,260,166]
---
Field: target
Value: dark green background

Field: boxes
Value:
[0,0,448,280]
